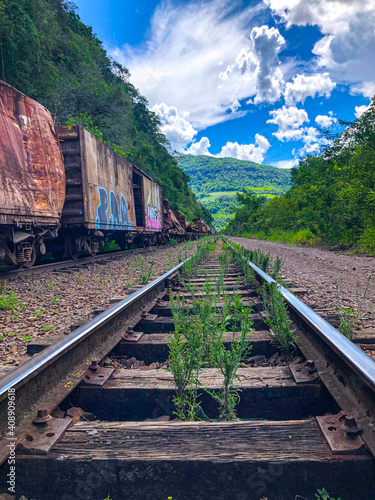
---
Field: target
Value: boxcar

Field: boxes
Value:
[0,80,65,266]
[55,125,164,258]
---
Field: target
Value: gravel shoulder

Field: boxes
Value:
[0,244,195,366]
[230,236,375,332]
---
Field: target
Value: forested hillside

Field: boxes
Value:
[179,155,292,229]
[226,100,375,252]
[0,0,211,222]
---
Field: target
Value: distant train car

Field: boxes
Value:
[188,218,209,234]
[0,80,65,267]
[55,126,164,258]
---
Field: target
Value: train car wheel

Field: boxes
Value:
[65,236,78,260]
[23,246,37,268]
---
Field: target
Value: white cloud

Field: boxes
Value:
[264,0,375,34]
[267,105,330,153]
[266,0,375,89]
[267,105,309,141]
[351,81,375,99]
[300,127,331,154]
[151,103,197,151]
[216,133,270,163]
[230,99,241,113]
[315,114,337,127]
[250,25,286,104]
[185,137,212,156]
[110,1,264,131]
[354,104,370,119]
[274,158,299,169]
[284,73,336,105]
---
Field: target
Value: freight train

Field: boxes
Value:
[0,80,213,267]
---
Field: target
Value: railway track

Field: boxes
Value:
[0,246,174,281]
[0,238,375,499]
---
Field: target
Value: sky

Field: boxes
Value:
[74,0,375,168]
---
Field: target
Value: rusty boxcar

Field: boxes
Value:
[55,126,164,258]
[0,81,210,266]
[0,80,65,266]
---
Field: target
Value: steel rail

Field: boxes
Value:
[224,238,375,392]
[0,246,168,281]
[0,258,188,402]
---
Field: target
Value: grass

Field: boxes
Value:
[335,275,374,340]
[167,237,254,421]
[262,282,298,358]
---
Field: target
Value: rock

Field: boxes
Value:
[268,353,279,365]
[126,286,143,294]
[247,355,266,366]
[66,407,85,424]
[109,296,127,304]
[51,407,65,419]
[92,308,106,315]
[70,320,86,331]
[103,357,112,366]
[149,362,158,369]
[81,412,96,421]
[124,359,133,369]
[154,415,170,421]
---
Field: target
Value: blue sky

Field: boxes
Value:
[75,0,375,168]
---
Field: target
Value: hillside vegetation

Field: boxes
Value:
[0,0,211,223]
[179,155,292,229]
[226,99,375,253]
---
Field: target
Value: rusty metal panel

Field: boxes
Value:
[79,128,136,231]
[0,80,65,226]
[143,177,163,232]
[56,126,85,225]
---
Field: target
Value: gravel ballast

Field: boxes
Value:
[230,237,375,332]
[0,244,196,366]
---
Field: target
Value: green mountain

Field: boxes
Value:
[179,155,292,229]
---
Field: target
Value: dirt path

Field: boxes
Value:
[230,237,375,331]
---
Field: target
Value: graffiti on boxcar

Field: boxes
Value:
[95,187,132,230]
[146,204,160,230]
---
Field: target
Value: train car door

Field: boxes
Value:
[133,171,145,228]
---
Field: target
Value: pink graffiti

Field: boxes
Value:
[146,217,161,231]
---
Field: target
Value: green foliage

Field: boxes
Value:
[226,99,375,251]
[0,0,208,221]
[315,488,341,500]
[179,156,292,230]
[207,307,253,421]
[334,276,374,340]
[131,257,154,285]
[0,285,18,312]
[167,239,254,421]
[0,284,19,321]
[262,282,298,358]
[33,307,44,317]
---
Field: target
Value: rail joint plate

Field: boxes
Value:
[16,418,71,455]
[317,411,367,455]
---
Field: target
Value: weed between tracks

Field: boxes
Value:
[167,238,299,421]
[261,282,298,358]
[167,238,254,421]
